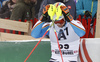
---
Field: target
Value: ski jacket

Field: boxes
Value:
[31,20,85,61]
[31,20,85,38]
[38,0,76,20]
[76,0,98,18]
[10,0,35,22]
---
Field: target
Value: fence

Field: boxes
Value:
[77,15,96,38]
[0,18,33,35]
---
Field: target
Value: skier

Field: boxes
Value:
[31,2,85,62]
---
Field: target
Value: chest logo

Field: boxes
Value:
[58,27,69,40]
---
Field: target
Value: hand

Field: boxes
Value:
[40,5,51,22]
[84,11,92,17]
[60,6,73,22]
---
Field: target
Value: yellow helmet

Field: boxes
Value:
[54,2,65,20]
[48,2,66,24]
[48,4,56,20]
[54,2,66,24]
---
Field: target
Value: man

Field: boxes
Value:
[10,0,36,22]
[31,2,85,62]
[38,0,76,38]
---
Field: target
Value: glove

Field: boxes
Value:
[84,11,92,17]
[40,5,51,22]
[60,6,73,22]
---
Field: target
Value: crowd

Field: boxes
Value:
[0,0,42,34]
[0,0,98,36]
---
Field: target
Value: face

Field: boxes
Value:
[56,21,65,27]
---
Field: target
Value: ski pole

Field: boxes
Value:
[54,29,64,62]
[54,28,64,62]
[52,20,64,62]
[24,23,53,62]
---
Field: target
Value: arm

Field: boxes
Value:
[31,20,50,38]
[60,5,85,37]
[31,4,51,38]
[69,20,85,37]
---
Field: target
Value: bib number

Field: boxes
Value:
[60,44,69,49]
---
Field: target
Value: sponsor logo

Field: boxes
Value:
[55,49,74,55]
[77,21,81,24]
[68,6,71,9]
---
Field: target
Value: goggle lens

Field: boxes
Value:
[54,18,65,24]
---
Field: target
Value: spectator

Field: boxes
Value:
[0,0,16,18]
[38,0,76,20]
[10,0,36,22]
[76,0,98,18]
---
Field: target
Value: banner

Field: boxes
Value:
[0,40,51,62]
[0,38,100,62]
[79,38,100,62]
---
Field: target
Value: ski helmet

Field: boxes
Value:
[53,2,66,24]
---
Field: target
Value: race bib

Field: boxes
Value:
[51,39,80,58]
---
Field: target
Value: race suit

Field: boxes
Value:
[31,20,85,62]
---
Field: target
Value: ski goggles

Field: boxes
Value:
[54,18,65,24]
